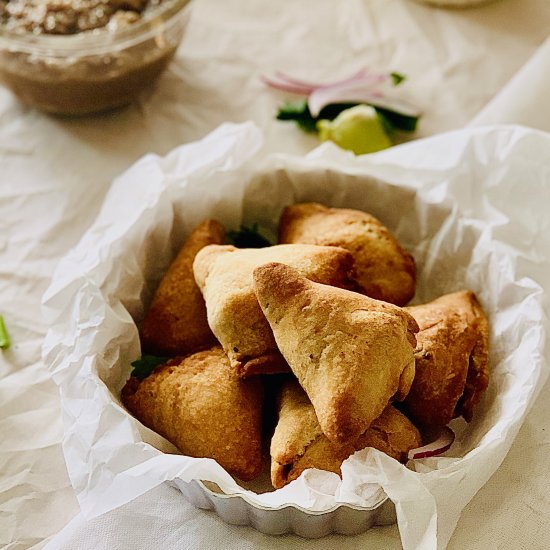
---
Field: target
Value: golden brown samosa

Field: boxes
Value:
[121,347,263,481]
[193,243,357,378]
[140,219,225,356]
[271,380,422,489]
[279,203,416,306]
[253,262,418,446]
[403,291,489,431]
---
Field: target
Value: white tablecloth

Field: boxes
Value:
[1,1,549,549]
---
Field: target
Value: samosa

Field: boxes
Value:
[193,243,356,377]
[402,291,490,431]
[279,203,416,306]
[271,380,422,489]
[140,219,225,356]
[122,346,264,481]
[253,262,418,445]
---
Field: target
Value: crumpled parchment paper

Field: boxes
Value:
[42,122,549,550]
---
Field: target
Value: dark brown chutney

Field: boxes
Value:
[0,0,164,35]
[0,0,189,115]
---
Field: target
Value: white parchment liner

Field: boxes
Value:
[42,122,549,549]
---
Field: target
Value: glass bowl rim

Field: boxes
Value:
[0,0,193,55]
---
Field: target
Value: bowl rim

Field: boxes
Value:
[0,0,193,55]
[195,479,390,514]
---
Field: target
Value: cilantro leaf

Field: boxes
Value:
[277,100,361,133]
[374,107,419,133]
[131,355,168,379]
[277,98,418,135]
[318,102,360,120]
[390,72,406,86]
[276,100,318,133]
[0,314,10,350]
[227,224,271,248]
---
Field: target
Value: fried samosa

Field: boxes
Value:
[193,243,356,378]
[402,291,490,431]
[279,203,416,306]
[253,262,418,445]
[121,347,264,481]
[140,219,225,356]
[271,380,422,489]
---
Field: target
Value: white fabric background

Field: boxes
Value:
[1,0,549,549]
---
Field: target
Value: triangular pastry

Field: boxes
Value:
[193,243,356,377]
[271,380,421,489]
[403,291,489,431]
[279,202,416,306]
[140,219,225,356]
[253,262,418,445]
[121,346,264,481]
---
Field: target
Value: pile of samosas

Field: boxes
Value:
[122,203,489,488]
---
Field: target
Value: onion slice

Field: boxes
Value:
[408,426,455,460]
[273,67,373,91]
[263,68,422,122]
[260,75,313,95]
[309,84,421,118]
[262,68,390,98]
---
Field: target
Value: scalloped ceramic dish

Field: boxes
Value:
[174,479,397,537]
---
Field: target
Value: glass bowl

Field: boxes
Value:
[0,0,193,115]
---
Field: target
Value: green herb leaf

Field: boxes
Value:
[277,101,360,133]
[318,102,360,120]
[131,355,168,379]
[390,72,406,86]
[277,99,419,135]
[227,224,271,248]
[0,314,10,350]
[374,107,419,133]
[276,100,318,133]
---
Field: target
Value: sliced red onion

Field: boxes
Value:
[260,75,313,95]
[408,426,455,460]
[309,83,421,118]
[263,68,389,97]
[263,68,422,120]
[273,67,373,91]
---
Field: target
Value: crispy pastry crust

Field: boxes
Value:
[193,243,357,378]
[279,203,416,306]
[121,347,264,481]
[140,219,226,356]
[403,291,490,430]
[253,262,418,446]
[271,381,422,489]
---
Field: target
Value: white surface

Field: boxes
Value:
[470,37,550,130]
[1,0,550,549]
